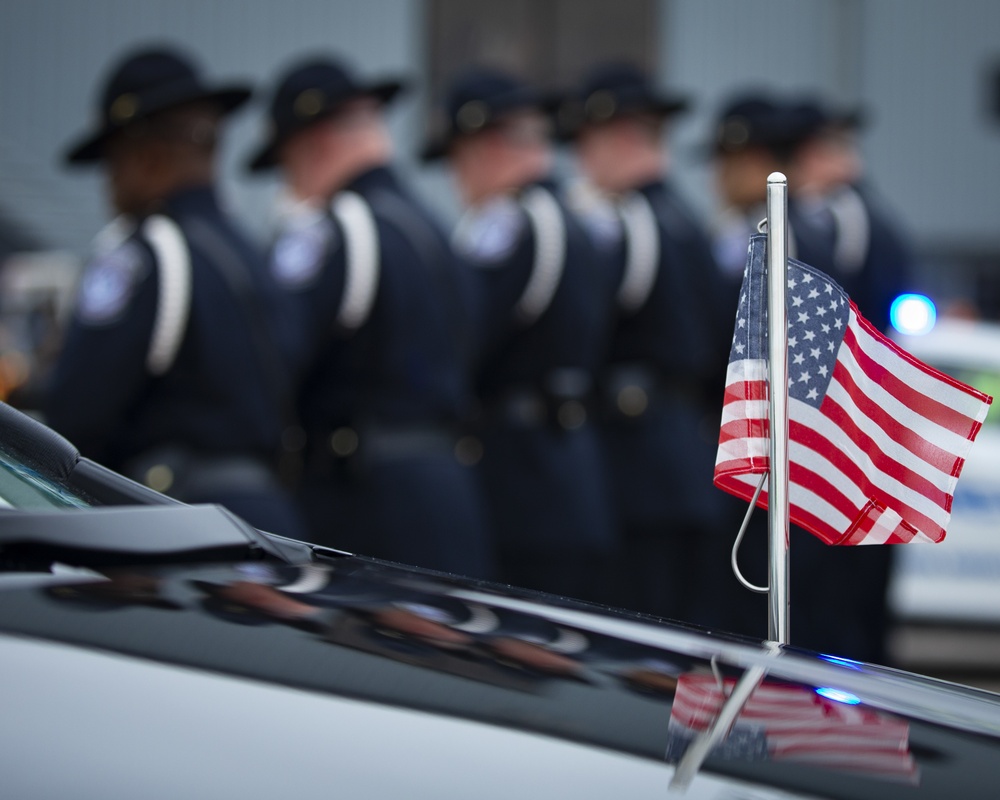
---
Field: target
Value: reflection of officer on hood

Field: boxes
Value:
[191,562,398,628]
[191,562,692,691]
[46,570,183,611]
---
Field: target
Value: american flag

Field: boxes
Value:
[666,673,918,783]
[714,234,992,545]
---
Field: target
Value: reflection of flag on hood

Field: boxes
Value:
[714,234,992,545]
[666,673,918,783]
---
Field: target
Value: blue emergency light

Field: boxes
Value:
[815,687,862,705]
[890,293,937,336]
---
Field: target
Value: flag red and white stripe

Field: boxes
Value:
[669,673,918,782]
[714,235,992,545]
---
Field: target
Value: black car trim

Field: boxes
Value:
[69,456,180,507]
[0,401,79,483]
[0,504,274,569]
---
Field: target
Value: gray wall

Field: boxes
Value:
[0,0,423,253]
[1,0,997,271]
[861,0,1000,250]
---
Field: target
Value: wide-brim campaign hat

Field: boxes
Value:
[420,67,557,163]
[246,58,406,172]
[555,62,690,141]
[785,97,869,139]
[64,46,252,165]
[706,92,807,158]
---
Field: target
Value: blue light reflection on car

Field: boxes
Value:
[820,654,863,670]
[815,687,862,705]
[890,294,937,336]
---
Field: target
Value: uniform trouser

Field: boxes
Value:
[790,530,893,665]
[476,420,618,606]
[500,552,612,606]
[711,506,893,664]
[599,391,735,625]
[124,446,307,540]
[204,487,307,542]
[300,448,497,582]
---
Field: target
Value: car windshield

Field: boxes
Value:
[0,445,91,510]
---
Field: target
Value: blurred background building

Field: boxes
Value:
[2,0,997,288]
[1,0,999,681]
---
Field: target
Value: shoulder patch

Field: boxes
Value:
[270,214,336,289]
[76,240,147,325]
[576,199,623,252]
[564,180,622,252]
[452,197,526,266]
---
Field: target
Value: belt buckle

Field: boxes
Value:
[556,399,587,430]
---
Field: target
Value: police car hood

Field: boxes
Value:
[2,548,1000,799]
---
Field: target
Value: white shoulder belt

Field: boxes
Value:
[617,192,660,314]
[515,186,566,325]
[142,215,192,376]
[331,191,381,330]
[828,186,870,275]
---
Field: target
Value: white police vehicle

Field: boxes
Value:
[888,313,1000,629]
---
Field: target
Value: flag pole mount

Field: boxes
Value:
[766,172,791,645]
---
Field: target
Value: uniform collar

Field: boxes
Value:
[618,177,667,204]
[272,188,324,228]
[520,175,559,197]
[342,164,397,195]
[160,183,219,218]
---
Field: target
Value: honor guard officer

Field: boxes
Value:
[783,98,915,334]
[246,57,494,580]
[707,94,911,657]
[557,63,735,625]
[421,67,618,602]
[780,98,916,664]
[46,46,305,538]
[709,97,837,304]
[707,94,838,639]
[709,93,802,292]
[708,92,902,308]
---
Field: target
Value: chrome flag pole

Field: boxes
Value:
[766,172,791,644]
